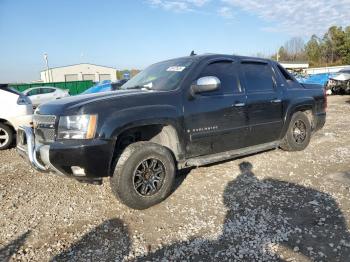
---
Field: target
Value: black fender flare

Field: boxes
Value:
[280,97,315,138]
[100,105,185,158]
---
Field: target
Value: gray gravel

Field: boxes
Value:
[1,95,350,261]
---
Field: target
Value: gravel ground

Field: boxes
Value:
[1,95,350,262]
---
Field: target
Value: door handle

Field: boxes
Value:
[271,99,281,103]
[233,103,245,107]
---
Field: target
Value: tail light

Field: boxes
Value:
[17,95,32,105]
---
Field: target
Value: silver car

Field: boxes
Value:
[23,86,70,107]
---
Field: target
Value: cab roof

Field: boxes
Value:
[167,53,274,64]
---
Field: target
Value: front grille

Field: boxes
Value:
[35,128,56,142]
[33,114,56,125]
[33,114,56,143]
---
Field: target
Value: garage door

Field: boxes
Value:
[65,74,78,82]
[99,74,111,81]
[82,74,95,81]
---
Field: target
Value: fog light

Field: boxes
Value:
[71,166,86,176]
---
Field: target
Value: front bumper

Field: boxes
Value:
[17,127,114,183]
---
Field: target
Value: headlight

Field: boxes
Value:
[58,114,97,139]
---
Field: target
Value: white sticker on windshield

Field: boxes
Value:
[166,66,186,72]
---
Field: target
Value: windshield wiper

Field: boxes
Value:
[126,84,153,90]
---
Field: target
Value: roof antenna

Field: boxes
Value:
[190,50,196,56]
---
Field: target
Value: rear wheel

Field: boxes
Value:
[0,123,14,150]
[110,142,176,210]
[280,112,311,151]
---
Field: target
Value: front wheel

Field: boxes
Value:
[0,123,14,150]
[110,142,176,210]
[280,112,311,151]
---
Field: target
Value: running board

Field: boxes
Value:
[185,141,280,167]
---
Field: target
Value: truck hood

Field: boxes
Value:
[36,89,149,115]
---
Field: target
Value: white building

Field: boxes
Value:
[280,62,309,71]
[41,63,118,83]
[304,65,350,75]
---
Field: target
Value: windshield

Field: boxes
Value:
[121,58,194,91]
[339,68,350,74]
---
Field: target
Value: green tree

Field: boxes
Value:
[305,35,321,66]
[339,26,350,64]
[321,26,345,65]
[271,25,350,67]
[303,25,350,67]
[278,46,289,61]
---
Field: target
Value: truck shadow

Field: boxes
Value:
[171,167,193,194]
[51,219,130,261]
[52,162,350,261]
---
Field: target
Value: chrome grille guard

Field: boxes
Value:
[19,126,48,171]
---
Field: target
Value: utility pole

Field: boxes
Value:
[44,53,51,83]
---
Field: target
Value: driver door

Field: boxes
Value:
[183,60,248,158]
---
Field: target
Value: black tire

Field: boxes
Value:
[280,112,311,151]
[0,123,14,150]
[110,141,176,210]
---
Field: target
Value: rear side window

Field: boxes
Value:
[241,62,274,93]
[276,64,294,81]
[198,61,241,96]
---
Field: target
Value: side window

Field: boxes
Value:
[198,61,241,96]
[276,64,295,82]
[41,88,55,94]
[27,89,40,96]
[241,63,274,93]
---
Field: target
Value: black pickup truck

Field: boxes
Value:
[17,54,326,209]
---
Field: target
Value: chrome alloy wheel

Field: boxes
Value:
[133,158,166,196]
[292,120,307,144]
[0,128,9,147]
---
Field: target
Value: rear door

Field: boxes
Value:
[184,60,248,157]
[239,61,283,146]
[39,88,56,104]
[26,88,41,106]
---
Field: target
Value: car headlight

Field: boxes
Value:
[58,114,98,139]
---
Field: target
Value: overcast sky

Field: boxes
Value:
[1,0,349,83]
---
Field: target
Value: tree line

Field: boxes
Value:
[272,26,350,67]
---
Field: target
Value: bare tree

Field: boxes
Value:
[283,37,306,61]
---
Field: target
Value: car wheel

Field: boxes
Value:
[110,141,176,210]
[0,123,14,150]
[280,112,311,151]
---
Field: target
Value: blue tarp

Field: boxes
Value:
[82,81,112,94]
[297,73,335,86]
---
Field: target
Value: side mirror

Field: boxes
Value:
[191,76,221,95]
